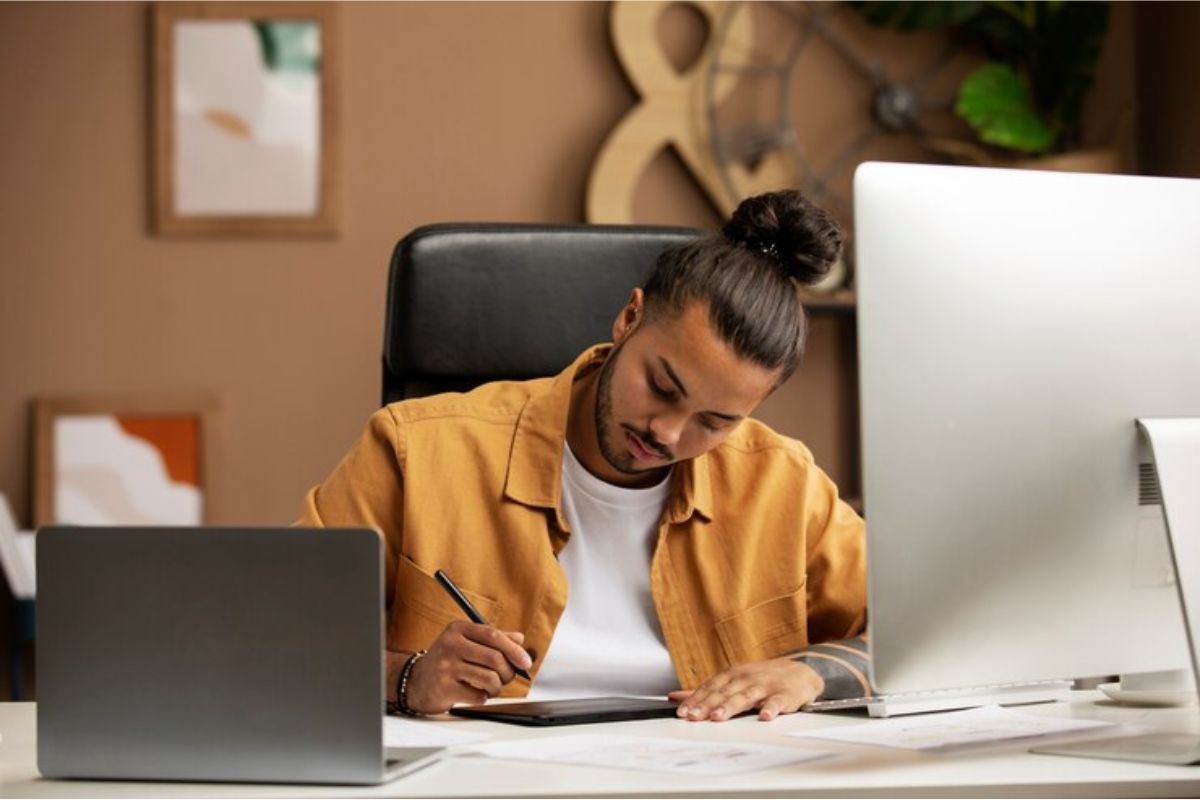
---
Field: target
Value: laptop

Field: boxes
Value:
[36,526,440,785]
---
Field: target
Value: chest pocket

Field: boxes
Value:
[714,581,808,666]
[388,553,501,652]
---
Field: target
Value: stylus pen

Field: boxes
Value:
[434,569,532,681]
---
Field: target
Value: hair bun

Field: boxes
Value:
[722,190,844,285]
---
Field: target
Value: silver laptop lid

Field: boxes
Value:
[37,526,387,784]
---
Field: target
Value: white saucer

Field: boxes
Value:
[1098,682,1198,707]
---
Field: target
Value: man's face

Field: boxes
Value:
[593,296,782,484]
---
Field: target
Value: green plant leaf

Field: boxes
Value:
[956,63,1057,154]
[846,1,983,31]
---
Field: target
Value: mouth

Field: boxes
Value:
[624,430,665,463]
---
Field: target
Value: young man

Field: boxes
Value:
[298,191,868,721]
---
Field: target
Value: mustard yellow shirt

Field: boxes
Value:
[298,345,866,694]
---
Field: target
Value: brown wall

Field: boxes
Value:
[0,0,635,698]
[0,8,862,546]
[0,1,632,532]
[0,1,1153,698]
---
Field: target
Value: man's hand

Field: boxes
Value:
[667,657,824,722]
[404,621,532,714]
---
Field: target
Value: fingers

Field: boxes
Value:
[405,621,530,714]
[459,638,518,683]
[758,694,788,721]
[680,677,767,722]
[675,659,821,722]
[711,683,769,721]
[677,671,735,721]
[457,663,505,697]
[504,630,532,667]
[666,689,693,702]
[460,622,533,674]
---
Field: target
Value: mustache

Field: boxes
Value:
[624,425,672,460]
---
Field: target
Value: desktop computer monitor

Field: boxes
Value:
[853,162,1198,698]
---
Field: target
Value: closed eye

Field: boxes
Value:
[649,377,677,401]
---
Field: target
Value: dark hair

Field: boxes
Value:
[642,190,843,382]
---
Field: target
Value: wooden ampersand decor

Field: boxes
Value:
[587,1,796,225]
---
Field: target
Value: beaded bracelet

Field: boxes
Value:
[391,649,427,717]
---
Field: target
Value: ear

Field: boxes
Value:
[612,288,645,345]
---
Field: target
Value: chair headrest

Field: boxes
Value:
[382,223,703,403]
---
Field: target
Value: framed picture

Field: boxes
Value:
[151,2,339,236]
[33,396,217,528]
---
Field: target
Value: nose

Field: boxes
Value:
[648,411,686,448]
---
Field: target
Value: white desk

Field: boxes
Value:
[3,693,1198,798]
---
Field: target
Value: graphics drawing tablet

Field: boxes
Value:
[448,697,679,727]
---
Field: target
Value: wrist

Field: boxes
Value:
[388,649,427,716]
[791,657,827,696]
[791,648,870,700]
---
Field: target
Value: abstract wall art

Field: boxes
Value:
[33,396,217,527]
[151,2,339,236]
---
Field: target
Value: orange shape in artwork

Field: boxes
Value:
[117,416,200,488]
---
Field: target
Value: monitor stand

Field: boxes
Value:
[1108,667,1196,705]
[1034,418,1200,765]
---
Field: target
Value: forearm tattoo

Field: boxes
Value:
[790,635,871,700]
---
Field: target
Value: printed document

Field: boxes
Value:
[384,716,492,749]
[792,705,1117,752]
[471,733,830,775]
[0,494,35,599]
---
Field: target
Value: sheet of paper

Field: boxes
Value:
[15,533,35,595]
[0,494,35,599]
[471,733,830,776]
[792,705,1116,752]
[384,716,493,749]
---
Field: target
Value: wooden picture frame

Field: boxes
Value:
[33,395,218,528]
[151,2,339,236]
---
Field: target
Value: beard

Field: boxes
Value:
[594,343,672,476]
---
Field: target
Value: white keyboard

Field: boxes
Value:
[803,680,1074,718]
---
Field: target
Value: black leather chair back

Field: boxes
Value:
[382,223,703,404]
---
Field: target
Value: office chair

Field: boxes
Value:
[381,223,703,404]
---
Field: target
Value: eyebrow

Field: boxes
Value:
[659,357,689,398]
[657,357,742,422]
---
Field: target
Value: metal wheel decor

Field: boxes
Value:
[704,1,968,248]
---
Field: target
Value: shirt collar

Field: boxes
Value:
[504,344,713,524]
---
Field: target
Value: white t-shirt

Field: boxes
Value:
[524,444,679,701]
